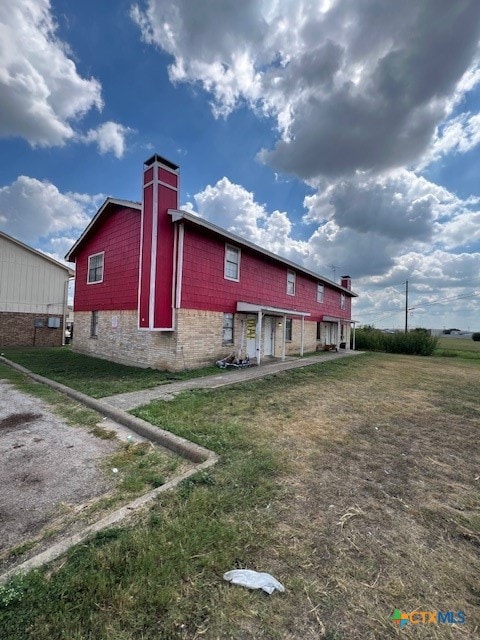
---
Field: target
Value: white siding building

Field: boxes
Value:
[0,231,73,347]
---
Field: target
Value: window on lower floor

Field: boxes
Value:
[285,318,293,341]
[91,310,99,337]
[316,321,322,340]
[222,313,234,344]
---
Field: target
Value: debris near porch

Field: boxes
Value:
[320,343,338,352]
[215,352,257,369]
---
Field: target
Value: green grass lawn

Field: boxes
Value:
[1,352,479,639]
[0,347,228,397]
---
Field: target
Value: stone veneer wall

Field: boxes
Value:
[72,309,350,371]
[274,318,318,357]
[73,310,157,368]
[72,309,225,370]
[0,312,64,347]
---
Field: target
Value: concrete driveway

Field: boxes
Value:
[0,380,117,556]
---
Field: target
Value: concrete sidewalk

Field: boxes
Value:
[103,350,362,410]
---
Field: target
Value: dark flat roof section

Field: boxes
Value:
[144,154,179,171]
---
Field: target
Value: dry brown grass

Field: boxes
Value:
[2,353,478,639]
[211,353,480,639]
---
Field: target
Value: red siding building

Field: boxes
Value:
[66,155,357,370]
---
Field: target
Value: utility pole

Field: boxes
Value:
[404,280,409,334]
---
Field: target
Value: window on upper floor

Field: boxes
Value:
[287,270,296,295]
[340,293,346,310]
[224,245,240,281]
[222,313,234,344]
[285,318,293,341]
[87,252,104,284]
[317,283,324,303]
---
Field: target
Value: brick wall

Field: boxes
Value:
[71,309,351,372]
[0,312,64,347]
[72,310,153,367]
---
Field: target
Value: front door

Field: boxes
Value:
[327,322,337,345]
[263,316,274,356]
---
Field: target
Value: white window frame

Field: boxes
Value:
[317,283,324,303]
[87,252,104,284]
[222,313,234,344]
[340,293,346,310]
[224,244,240,281]
[287,270,296,296]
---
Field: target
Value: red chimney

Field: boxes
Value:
[138,154,179,330]
[341,275,351,290]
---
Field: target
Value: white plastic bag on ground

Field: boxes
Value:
[223,569,285,594]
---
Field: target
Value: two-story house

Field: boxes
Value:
[66,155,357,371]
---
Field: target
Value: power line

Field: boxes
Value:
[356,291,480,326]
[408,290,479,311]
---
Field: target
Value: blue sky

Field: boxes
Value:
[1,0,480,330]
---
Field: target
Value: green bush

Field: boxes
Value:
[354,328,387,351]
[472,332,480,342]
[354,328,437,355]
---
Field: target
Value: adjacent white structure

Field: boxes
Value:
[0,231,73,347]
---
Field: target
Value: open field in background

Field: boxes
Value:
[435,337,480,359]
[1,352,479,639]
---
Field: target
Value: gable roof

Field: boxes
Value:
[0,230,74,276]
[65,197,141,261]
[64,195,356,297]
[169,208,358,297]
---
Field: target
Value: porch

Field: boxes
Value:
[236,301,311,366]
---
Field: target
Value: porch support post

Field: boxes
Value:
[300,316,305,356]
[352,321,356,351]
[256,310,263,365]
[337,320,341,349]
[281,315,286,361]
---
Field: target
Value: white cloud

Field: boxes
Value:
[184,176,309,264]
[0,175,104,257]
[132,0,480,179]
[0,0,103,147]
[418,111,480,169]
[84,122,133,159]
[355,250,480,328]
[185,173,480,328]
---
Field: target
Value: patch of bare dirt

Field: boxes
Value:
[0,381,118,558]
[0,411,41,434]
